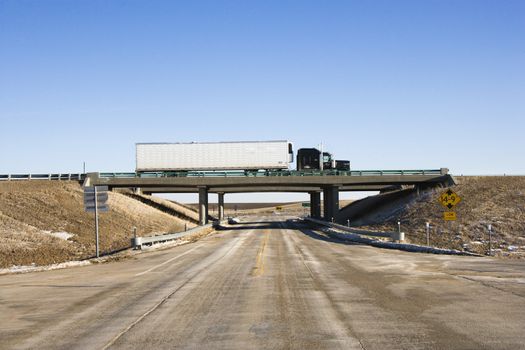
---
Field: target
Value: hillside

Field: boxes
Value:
[0,181,194,268]
[349,176,525,258]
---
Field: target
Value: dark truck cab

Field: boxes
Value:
[296,148,350,171]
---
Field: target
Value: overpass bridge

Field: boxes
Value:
[84,169,454,225]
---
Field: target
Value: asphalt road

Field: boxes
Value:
[1,216,524,350]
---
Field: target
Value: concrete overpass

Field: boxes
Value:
[84,169,454,225]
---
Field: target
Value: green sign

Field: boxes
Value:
[302,202,310,207]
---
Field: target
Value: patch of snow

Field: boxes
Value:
[141,239,191,251]
[41,230,74,241]
[48,231,74,240]
[0,260,91,275]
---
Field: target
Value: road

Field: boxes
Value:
[1,216,524,349]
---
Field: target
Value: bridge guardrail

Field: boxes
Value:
[305,217,393,239]
[0,169,448,181]
[131,221,222,249]
[99,168,448,179]
[0,173,85,181]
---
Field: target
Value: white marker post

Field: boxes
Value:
[94,186,99,258]
[426,222,430,246]
[488,224,493,256]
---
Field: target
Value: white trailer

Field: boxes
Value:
[136,141,293,172]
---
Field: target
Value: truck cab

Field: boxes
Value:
[296,148,350,171]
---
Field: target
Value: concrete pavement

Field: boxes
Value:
[1,216,524,349]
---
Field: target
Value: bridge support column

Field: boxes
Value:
[198,186,208,225]
[218,192,225,221]
[310,191,321,218]
[323,185,340,222]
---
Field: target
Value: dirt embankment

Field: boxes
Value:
[352,176,525,258]
[0,181,193,268]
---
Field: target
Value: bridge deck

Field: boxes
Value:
[85,169,453,193]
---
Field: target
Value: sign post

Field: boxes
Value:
[84,186,109,258]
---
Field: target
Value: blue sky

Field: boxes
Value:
[1,0,524,202]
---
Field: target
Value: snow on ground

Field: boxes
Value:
[45,231,74,241]
[0,260,91,275]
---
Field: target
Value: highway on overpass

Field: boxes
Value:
[2,217,524,350]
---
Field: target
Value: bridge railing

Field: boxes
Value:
[0,173,85,181]
[0,169,447,181]
[97,169,447,179]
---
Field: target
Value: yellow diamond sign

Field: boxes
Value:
[439,189,462,209]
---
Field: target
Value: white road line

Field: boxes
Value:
[135,246,200,276]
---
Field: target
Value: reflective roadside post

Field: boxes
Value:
[397,219,401,234]
[94,186,99,258]
[488,224,493,256]
[426,222,430,246]
[347,219,350,227]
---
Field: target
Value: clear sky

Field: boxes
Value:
[1,0,524,202]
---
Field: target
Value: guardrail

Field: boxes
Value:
[0,169,448,181]
[305,217,394,239]
[100,168,448,179]
[131,222,219,249]
[0,173,85,181]
[302,217,481,256]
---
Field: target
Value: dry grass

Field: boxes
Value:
[0,181,190,268]
[359,176,525,257]
[147,195,200,222]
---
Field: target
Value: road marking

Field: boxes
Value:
[252,231,269,276]
[135,246,200,276]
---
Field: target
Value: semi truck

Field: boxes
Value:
[136,141,294,173]
[296,148,350,171]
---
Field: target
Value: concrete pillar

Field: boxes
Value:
[198,186,208,225]
[323,185,340,222]
[218,192,225,221]
[310,191,321,218]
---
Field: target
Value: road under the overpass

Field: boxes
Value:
[1,217,524,349]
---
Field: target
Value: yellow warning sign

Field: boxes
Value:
[443,211,457,221]
[438,189,462,209]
